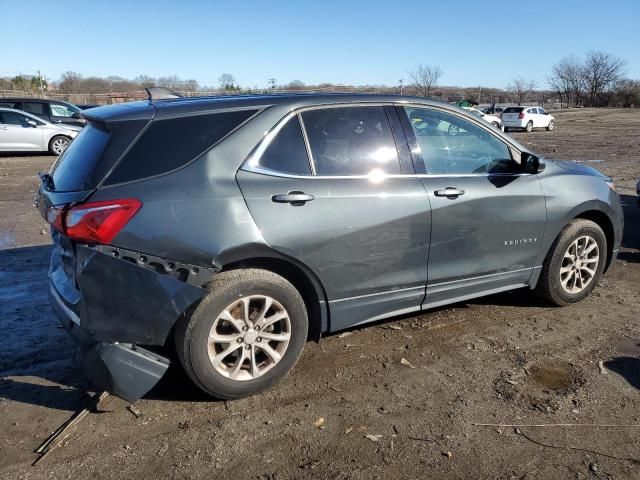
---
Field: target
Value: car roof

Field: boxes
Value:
[82,93,462,122]
[0,107,53,124]
[0,97,76,106]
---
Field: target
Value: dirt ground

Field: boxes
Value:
[0,108,639,480]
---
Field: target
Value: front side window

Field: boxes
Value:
[23,102,48,116]
[301,106,401,176]
[258,116,311,175]
[403,107,515,175]
[51,103,77,117]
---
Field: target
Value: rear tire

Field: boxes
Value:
[174,269,308,399]
[535,219,607,306]
[525,121,533,133]
[48,135,71,155]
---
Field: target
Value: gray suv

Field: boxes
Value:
[36,93,623,402]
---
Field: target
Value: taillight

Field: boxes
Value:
[518,112,525,119]
[46,199,141,244]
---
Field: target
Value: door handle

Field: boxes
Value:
[434,187,465,198]
[271,191,315,205]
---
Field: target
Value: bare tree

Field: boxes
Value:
[409,65,443,97]
[582,50,626,106]
[58,71,83,94]
[218,73,236,90]
[284,80,305,90]
[507,76,537,105]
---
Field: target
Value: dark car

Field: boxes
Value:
[36,93,623,402]
[0,98,86,127]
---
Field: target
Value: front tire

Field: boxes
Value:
[525,121,534,133]
[535,219,607,306]
[175,269,308,399]
[48,135,71,155]
[546,120,555,131]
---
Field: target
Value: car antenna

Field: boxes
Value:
[145,87,183,102]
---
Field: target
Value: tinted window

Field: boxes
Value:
[539,108,548,115]
[503,107,523,113]
[259,116,311,175]
[527,108,537,114]
[0,111,29,125]
[0,102,17,108]
[301,106,400,176]
[403,107,515,175]
[50,123,110,192]
[106,109,258,185]
[23,102,48,116]
[51,103,77,117]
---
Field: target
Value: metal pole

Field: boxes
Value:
[37,70,45,98]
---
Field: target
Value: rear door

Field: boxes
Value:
[0,110,44,150]
[398,106,547,307]
[237,105,431,331]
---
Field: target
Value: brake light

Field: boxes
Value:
[518,112,525,119]
[46,199,141,244]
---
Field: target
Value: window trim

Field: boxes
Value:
[242,102,533,180]
[395,104,523,176]
[245,103,405,178]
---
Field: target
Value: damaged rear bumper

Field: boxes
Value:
[50,285,169,403]
[48,245,208,402]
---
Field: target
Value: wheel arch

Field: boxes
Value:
[218,251,329,342]
[573,209,615,272]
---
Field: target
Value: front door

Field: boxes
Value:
[398,106,547,307]
[237,105,431,331]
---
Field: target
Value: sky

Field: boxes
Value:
[2,0,639,90]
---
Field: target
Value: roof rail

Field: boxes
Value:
[145,87,183,101]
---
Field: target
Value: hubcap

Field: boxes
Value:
[560,235,599,294]
[207,295,291,381]
[52,138,69,154]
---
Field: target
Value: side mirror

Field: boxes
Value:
[26,119,38,128]
[522,152,544,173]
[71,112,82,119]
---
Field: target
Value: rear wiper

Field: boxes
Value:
[39,172,55,192]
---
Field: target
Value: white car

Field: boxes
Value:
[502,106,554,133]
[463,107,503,130]
[0,107,81,155]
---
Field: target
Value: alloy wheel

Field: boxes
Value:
[52,137,70,155]
[559,235,599,294]
[208,295,291,381]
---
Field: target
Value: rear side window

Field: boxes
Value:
[106,109,257,185]
[23,102,48,116]
[50,123,110,192]
[258,116,311,175]
[503,107,523,113]
[301,106,401,176]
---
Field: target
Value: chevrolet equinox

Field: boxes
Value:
[36,92,623,402]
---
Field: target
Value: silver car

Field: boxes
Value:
[0,107,81,155]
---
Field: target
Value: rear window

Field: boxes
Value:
[50,123,110,192]
[105,109,258,185]
[503,107,523,113]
